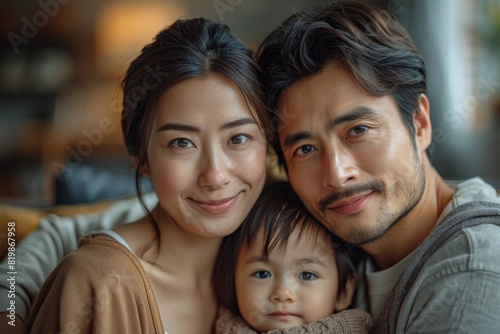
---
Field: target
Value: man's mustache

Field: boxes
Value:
[318,180,384,213]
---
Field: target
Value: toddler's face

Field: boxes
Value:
[234,228,352,332]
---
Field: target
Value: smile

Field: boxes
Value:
[328,192,374,215]
[190,193,240,214]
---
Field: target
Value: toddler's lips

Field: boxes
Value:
[268,311,298,320]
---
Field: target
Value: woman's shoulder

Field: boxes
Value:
[29,234,164,333]
[33,234,150,306]
[57,234,143,279]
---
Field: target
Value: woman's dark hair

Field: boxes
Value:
[257,1,426,171]
[213,181,362,315]
[121,17,271,256]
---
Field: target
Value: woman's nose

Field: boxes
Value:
[198,150,231,189]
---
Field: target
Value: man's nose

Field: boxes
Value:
[322,146,359,189]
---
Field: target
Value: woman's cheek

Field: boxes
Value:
[242,149,267,181]
[150,157,194,192]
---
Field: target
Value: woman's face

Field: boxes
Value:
[142,72,267,238]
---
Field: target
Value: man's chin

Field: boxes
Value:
[329,221,391,247]
[348,230,387,247]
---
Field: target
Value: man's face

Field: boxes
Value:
[277,63,426,246]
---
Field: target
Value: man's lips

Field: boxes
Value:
[328,192,374,215]
[318,181,383,213]
[190,194,240,214]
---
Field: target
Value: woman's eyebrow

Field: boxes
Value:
[219,117,257,130]
[157,123,200,132]
[156,118,257,133]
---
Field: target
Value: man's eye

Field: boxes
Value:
[299,272,317,281]
[295,145,316,156]
[349,125,368,136]
[230,134,250,145]
[170,138,194,149]
[252,271,271,279]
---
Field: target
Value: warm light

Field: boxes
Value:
[95,1,185,77]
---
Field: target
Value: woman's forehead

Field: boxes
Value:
[154,73,257,126]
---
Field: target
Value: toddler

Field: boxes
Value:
[214,182,372,333]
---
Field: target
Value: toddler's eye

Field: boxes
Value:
[299,272,317,281]
[252,271,271,279]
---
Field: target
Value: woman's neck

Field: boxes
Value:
[134,206,220,334]
[138,207,222,280]
[117,204,223,283]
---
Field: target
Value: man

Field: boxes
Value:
[258,1,500,333]
[2,2,500,333]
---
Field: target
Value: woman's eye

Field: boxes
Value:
[230,134,250,145]
[299,271,317,281]
[349,125,368,136]
[252,271,271,279]
[170,138,194,149]
[295,145,316,156]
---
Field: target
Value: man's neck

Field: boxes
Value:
[362,164,455,270]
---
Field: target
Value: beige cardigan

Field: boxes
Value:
[28,236,164,333]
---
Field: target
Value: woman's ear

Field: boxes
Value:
[334,276,357,312]
[413,93,432,151]
[132,156,150,177]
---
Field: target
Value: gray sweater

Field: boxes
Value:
[373,200,500,333]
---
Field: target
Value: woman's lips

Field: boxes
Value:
[329,192,373,215]
[190,193,239,214]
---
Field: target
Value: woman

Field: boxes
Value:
[28,17,270,333]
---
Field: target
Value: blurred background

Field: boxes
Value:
[0,0,499,206]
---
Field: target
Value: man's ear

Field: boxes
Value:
[334,276,357,312]
[413,94,432,151]
[132,156,150,177]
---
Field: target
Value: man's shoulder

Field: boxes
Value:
[442,221,500,253]
[447,177,500,207]
[398,219,500,333]
[417,191,500,283]
[425,220,500,279]
[435,177,500,262]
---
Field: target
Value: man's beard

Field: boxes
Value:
[316,157,426,246]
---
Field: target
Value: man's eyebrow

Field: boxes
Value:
[282,131,312,149]
[157,118,257,132]
[282,106,380,148]
[219,117,257,130]
[329,106,380,128]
